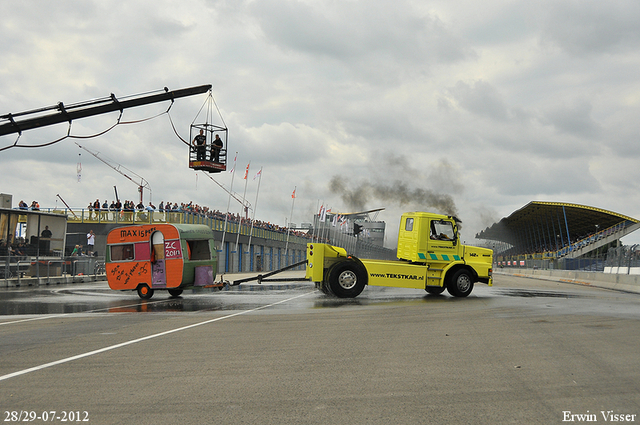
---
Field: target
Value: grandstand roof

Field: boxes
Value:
[476,201,638,247]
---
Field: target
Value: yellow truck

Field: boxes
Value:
[306,212,493,298]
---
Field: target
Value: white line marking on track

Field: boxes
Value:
[0,291,314,382]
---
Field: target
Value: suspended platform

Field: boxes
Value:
[189,158,227,173]
[188,94,228,174]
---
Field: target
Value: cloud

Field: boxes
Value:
[448,80,510,121]
[248,0,474,83]
[539,1,640,56]
[540,99,601,138]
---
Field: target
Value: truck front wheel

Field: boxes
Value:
[327,261,366,298]
[447,269,474,297]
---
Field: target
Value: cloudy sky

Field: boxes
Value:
[2,0,640,248]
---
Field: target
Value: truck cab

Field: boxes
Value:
[306,211,493,298]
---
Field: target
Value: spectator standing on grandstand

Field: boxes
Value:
[146,202,155,220]
[93,199,101,220]
[115,199,122,221]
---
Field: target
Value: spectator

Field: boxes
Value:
[41,226,52,238]
[102,200,109,220]
[87,230,95,254]
[192,129,206,161]
[109,201,116,220]
[93,199,101,220]
[211,134,223,162]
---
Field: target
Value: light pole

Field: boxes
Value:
[595,224,600,271]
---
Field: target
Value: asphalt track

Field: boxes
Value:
[1,273,639,424]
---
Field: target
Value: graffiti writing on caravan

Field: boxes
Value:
[165,240,182,259]
[120,227,157,238]
[109,262,149,286]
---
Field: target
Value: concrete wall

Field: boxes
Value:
[496,267,640,294]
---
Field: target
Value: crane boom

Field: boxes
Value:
[202,172,251,218]
[76,142,151,203]
[0,84,211,136]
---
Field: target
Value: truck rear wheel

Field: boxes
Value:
[447,269,473,297]
[327,261,366,298]
[137,284,154,300]
[317,277,333,296]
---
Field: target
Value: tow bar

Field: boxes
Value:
[230,259,309,286]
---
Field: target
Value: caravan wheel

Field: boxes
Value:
[137,284,154,300]
[168,289,183,297]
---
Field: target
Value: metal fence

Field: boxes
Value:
[50,208,314,246]
[603,245,640,271]
[496,244,640,273]
[2,255,105,286]
[496,254,608,272]
[312,227,396,261]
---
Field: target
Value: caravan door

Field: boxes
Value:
[151,231,166,288]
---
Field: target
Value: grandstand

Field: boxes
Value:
[476,202,640,268]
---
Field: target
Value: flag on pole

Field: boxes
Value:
[253,169,262,180]
[319,205,326,222]
[291,188,296,199]
[243,163,250,179]
[77,155,82,183]
[229,153,237,173]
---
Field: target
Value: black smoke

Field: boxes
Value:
[329,176,458,217]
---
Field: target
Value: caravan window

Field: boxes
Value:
[187,240,211,260]
[111,244,134,261]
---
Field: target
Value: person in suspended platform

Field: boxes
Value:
[192,129,206,161]
[211,133,223,162]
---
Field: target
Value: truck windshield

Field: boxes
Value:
[430,220,455,241]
